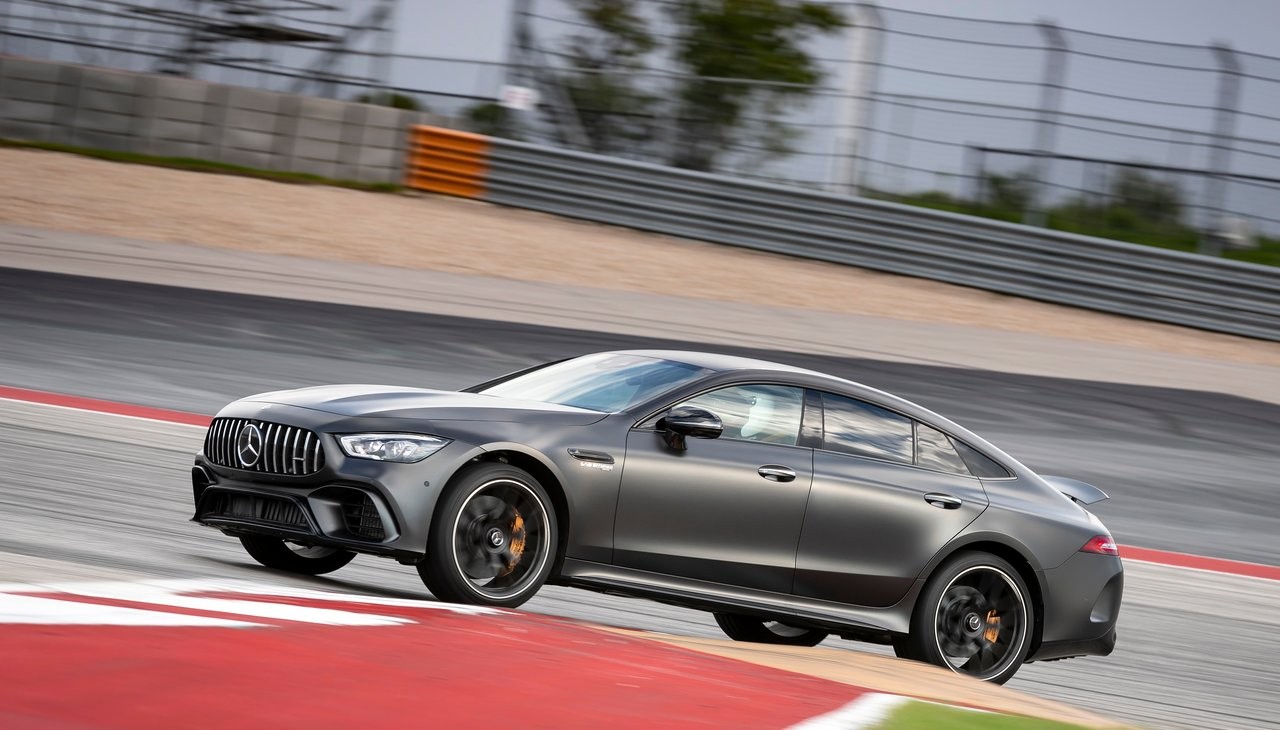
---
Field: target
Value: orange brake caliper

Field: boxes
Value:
[500,513,527,576]
[983,609,1001,643]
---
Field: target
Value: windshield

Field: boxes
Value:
[479,354,711,413]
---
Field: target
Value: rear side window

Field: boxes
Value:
[820,393,913,464]
[915,423,971,475]
[953,439,1013,479]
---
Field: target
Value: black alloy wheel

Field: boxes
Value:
[713,612,829,647]
[419,463,557,608]
[896,551,1033,684]
[239,535,356,575]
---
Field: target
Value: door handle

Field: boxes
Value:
[925,493,963,509]
[758,465,796,482]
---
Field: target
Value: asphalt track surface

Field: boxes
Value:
[3,267,1278,565]
[2,268,1279,729]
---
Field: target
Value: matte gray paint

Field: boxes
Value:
[191,349,1122,668]
[796,450,989,607]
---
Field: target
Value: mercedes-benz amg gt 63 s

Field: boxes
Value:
[191,350,1122,683]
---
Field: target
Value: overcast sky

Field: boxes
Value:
[412,0,1280,62]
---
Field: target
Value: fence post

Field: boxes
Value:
[831,1,883,197]
[887,95,915,194]
[0,0,11,55]
[502,0,535,141]
[1024,20,1067,227]
[964,143,985,203]
[1199,43,1241,256]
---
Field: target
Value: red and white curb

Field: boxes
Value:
[0,579,873,729]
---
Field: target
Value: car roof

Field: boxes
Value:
[613,349,883,396]
[613,349,828,377]
[600,350,1027,476]
[616,348,961,426]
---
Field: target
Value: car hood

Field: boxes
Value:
[242,384,607,424]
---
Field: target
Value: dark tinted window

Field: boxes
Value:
[953,439,1013,478]
[678,385,804,446]
[916,423,971,475]
[821,393,913,463]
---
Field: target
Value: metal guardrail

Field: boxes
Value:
[482,139,1280,342]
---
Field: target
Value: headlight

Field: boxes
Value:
[338,433,451,463]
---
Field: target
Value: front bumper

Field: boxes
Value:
[1029,551,1124,662]
[191,410,477,562]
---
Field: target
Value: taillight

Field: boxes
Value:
[1081,535,1119,556]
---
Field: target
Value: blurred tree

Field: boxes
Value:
[665,0,845,171]
[464,102,519,139]
[354,91,424,111]
[981,172,1035,219]
[1110,168,1183,225]
[560,0,659,154]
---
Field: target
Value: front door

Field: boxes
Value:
[613,384,813,594]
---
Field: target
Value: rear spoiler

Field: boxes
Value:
[1042,476,1109,506]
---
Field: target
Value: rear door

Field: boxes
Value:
[794,392,988,607]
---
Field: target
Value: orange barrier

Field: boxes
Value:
[403,126,490,198]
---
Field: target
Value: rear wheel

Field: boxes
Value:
[713,612,828,647]
[239,535,356,575]
[418,463,557,608]
[895,551,1033,684]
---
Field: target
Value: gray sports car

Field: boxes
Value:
[191,350,1121,684]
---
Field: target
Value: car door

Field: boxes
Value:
[613,384,813,594]
[793,392,989,607]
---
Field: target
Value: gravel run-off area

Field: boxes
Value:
[2,147,1278,370]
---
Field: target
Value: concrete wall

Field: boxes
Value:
[0,57,447,184]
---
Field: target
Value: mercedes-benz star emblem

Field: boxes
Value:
[236,423,263,467]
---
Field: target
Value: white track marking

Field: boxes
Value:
[151,579,507,615]
[786,693,910,730]
[0,579,506,627]
[0,592,262,627]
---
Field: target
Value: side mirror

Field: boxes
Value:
[657,406,723,451]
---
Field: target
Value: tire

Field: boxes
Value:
[713,612,828,647]
[418,463,558,608]
[239,535,356,575]
[895,551,1033,684]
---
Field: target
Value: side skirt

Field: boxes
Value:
[557,558,920,636]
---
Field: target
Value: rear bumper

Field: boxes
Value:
[1029,551,1124,662]
[1032,626,1117,662]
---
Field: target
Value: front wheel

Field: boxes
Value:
[895,551,1033,684]
[713,612,828,646]
[418,463,557,608]
[239,535,356,575]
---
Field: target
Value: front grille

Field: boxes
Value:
[204,418,324,475]
[204,492,308,527]
[342,493,386,541]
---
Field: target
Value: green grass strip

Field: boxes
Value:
[873,700,1102,730]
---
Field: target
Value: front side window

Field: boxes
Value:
[821,393,913,464]
[677,384,805,446]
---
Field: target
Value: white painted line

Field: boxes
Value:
[0,592,263,627]
[167,579,509,615]
[786,693,910,730]
[0,578,508,628]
